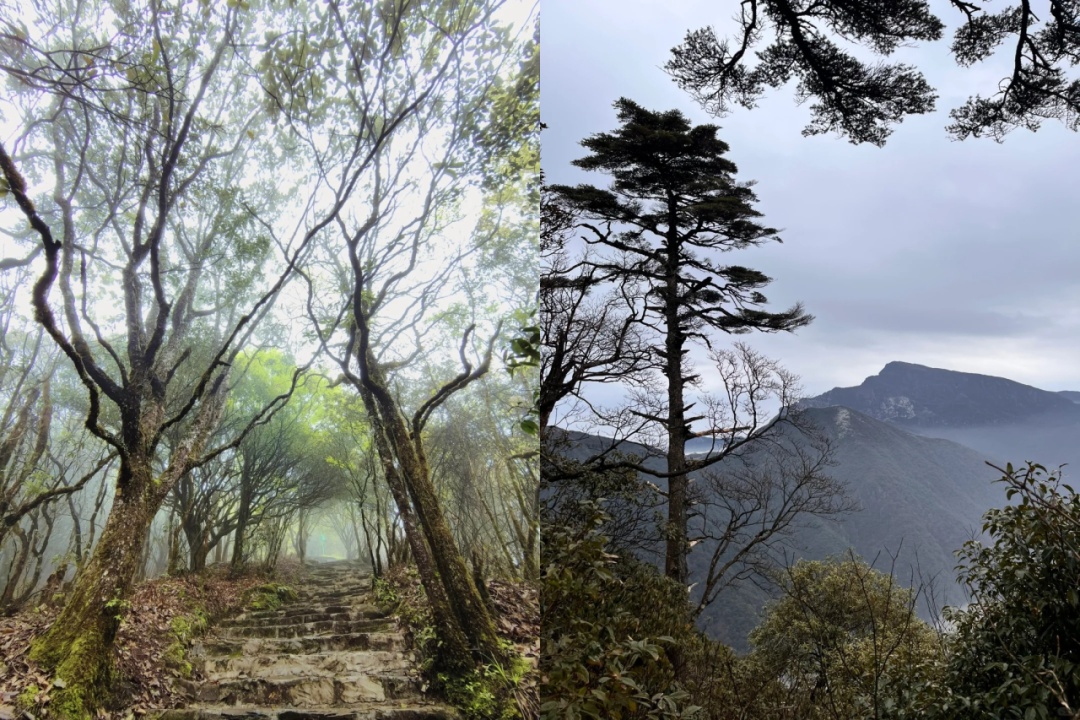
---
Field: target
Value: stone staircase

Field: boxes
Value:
[164,561,457,720]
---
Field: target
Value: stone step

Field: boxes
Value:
[301,578,367,587]
[307,563,366,568]
[222,618,393,639]
[160,702,456,720]
[301,570,367,578]
[203,631,405,658]
[171,566,449,719]
[298,580,371,591]
[222,611,352,628]
[227,605,387,627]
[304,574,368,583]
[296,589,372,603]
[245,605,355,620]
[194,673,422,706]
[203,650,410,681]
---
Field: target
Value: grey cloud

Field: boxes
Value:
[543,0,1080,396]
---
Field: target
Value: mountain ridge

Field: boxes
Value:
[544,404,1004,650]
[805,361,1080,427]
[806,361,1080,471]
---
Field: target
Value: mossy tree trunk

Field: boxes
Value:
[352,348,507,667]
[0,152,276,719]
[359,384,473,671]
[230,485,252,573]
[30,456,163,715]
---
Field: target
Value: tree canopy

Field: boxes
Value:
[667,0,1080,144]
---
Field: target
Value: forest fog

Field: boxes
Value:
[0,1,538,717]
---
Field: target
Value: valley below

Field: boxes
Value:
[547,361,1080,650]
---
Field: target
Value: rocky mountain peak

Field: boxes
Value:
[805,362,1080,427]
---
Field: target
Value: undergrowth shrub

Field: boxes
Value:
[386,566,528,719]
[242,582,297,611]
[540,503,702,719]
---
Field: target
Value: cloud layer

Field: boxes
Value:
[542,0,1080,395]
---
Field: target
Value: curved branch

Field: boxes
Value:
[0,143,126,455]
[412,322,501,437]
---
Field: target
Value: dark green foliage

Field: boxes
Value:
[540,452,662,557]
[540,504,702,719]
[747,557,941,720]
[550,99,809,340]
[371,576,401,614]
[932,463,1080,719]
[164,609,210,678]
[504,316,541,436]
[386,567,525,719]
[667,0,1080,143]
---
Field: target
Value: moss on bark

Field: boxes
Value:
[30,463,158,719]
[49,634,113,720]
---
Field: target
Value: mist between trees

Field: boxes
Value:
[0,0,538,717]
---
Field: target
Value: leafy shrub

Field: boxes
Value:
[242,582,297,611]
[744,556,941,720]
[382,567,527,719]
[164,608,210,678]
[931,463,1080,719]
[372,576,400,613]
[541,503,701,719]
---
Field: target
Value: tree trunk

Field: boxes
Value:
[382,510,398,569]
[231,486,251,573]
[30,460,159,717]
[136,522,153,582]
[83,473,111,564]
[662,203,691,681]
[360,389,473,671]
[359,506,381,576]
[181,504,210,573]
[349,507,365,565]
[663,217,690,587]
[359,371,505,666]
[66,494,83,564]
[16,504,55,607]
[294,508,308,565]
[0,523,33,610]
[189,539,209,572]
[385,480,472,670]
[525,477,540,580]
[167,512,185,576]
[403,443,504,662]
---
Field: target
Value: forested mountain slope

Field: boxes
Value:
[547,405,1003,650]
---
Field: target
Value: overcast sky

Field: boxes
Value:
[542,0,1080,398]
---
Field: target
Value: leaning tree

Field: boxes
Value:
[258,0,538,671]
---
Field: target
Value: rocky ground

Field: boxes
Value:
[0,562,282,717]
[166,560,458,720]
[0,559,538,719]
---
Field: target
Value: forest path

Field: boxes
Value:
[163,560,457,720]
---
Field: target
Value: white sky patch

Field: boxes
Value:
[1,0,537,383]
[543,0,1080,401]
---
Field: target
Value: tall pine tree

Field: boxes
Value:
[550,98,811,586]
